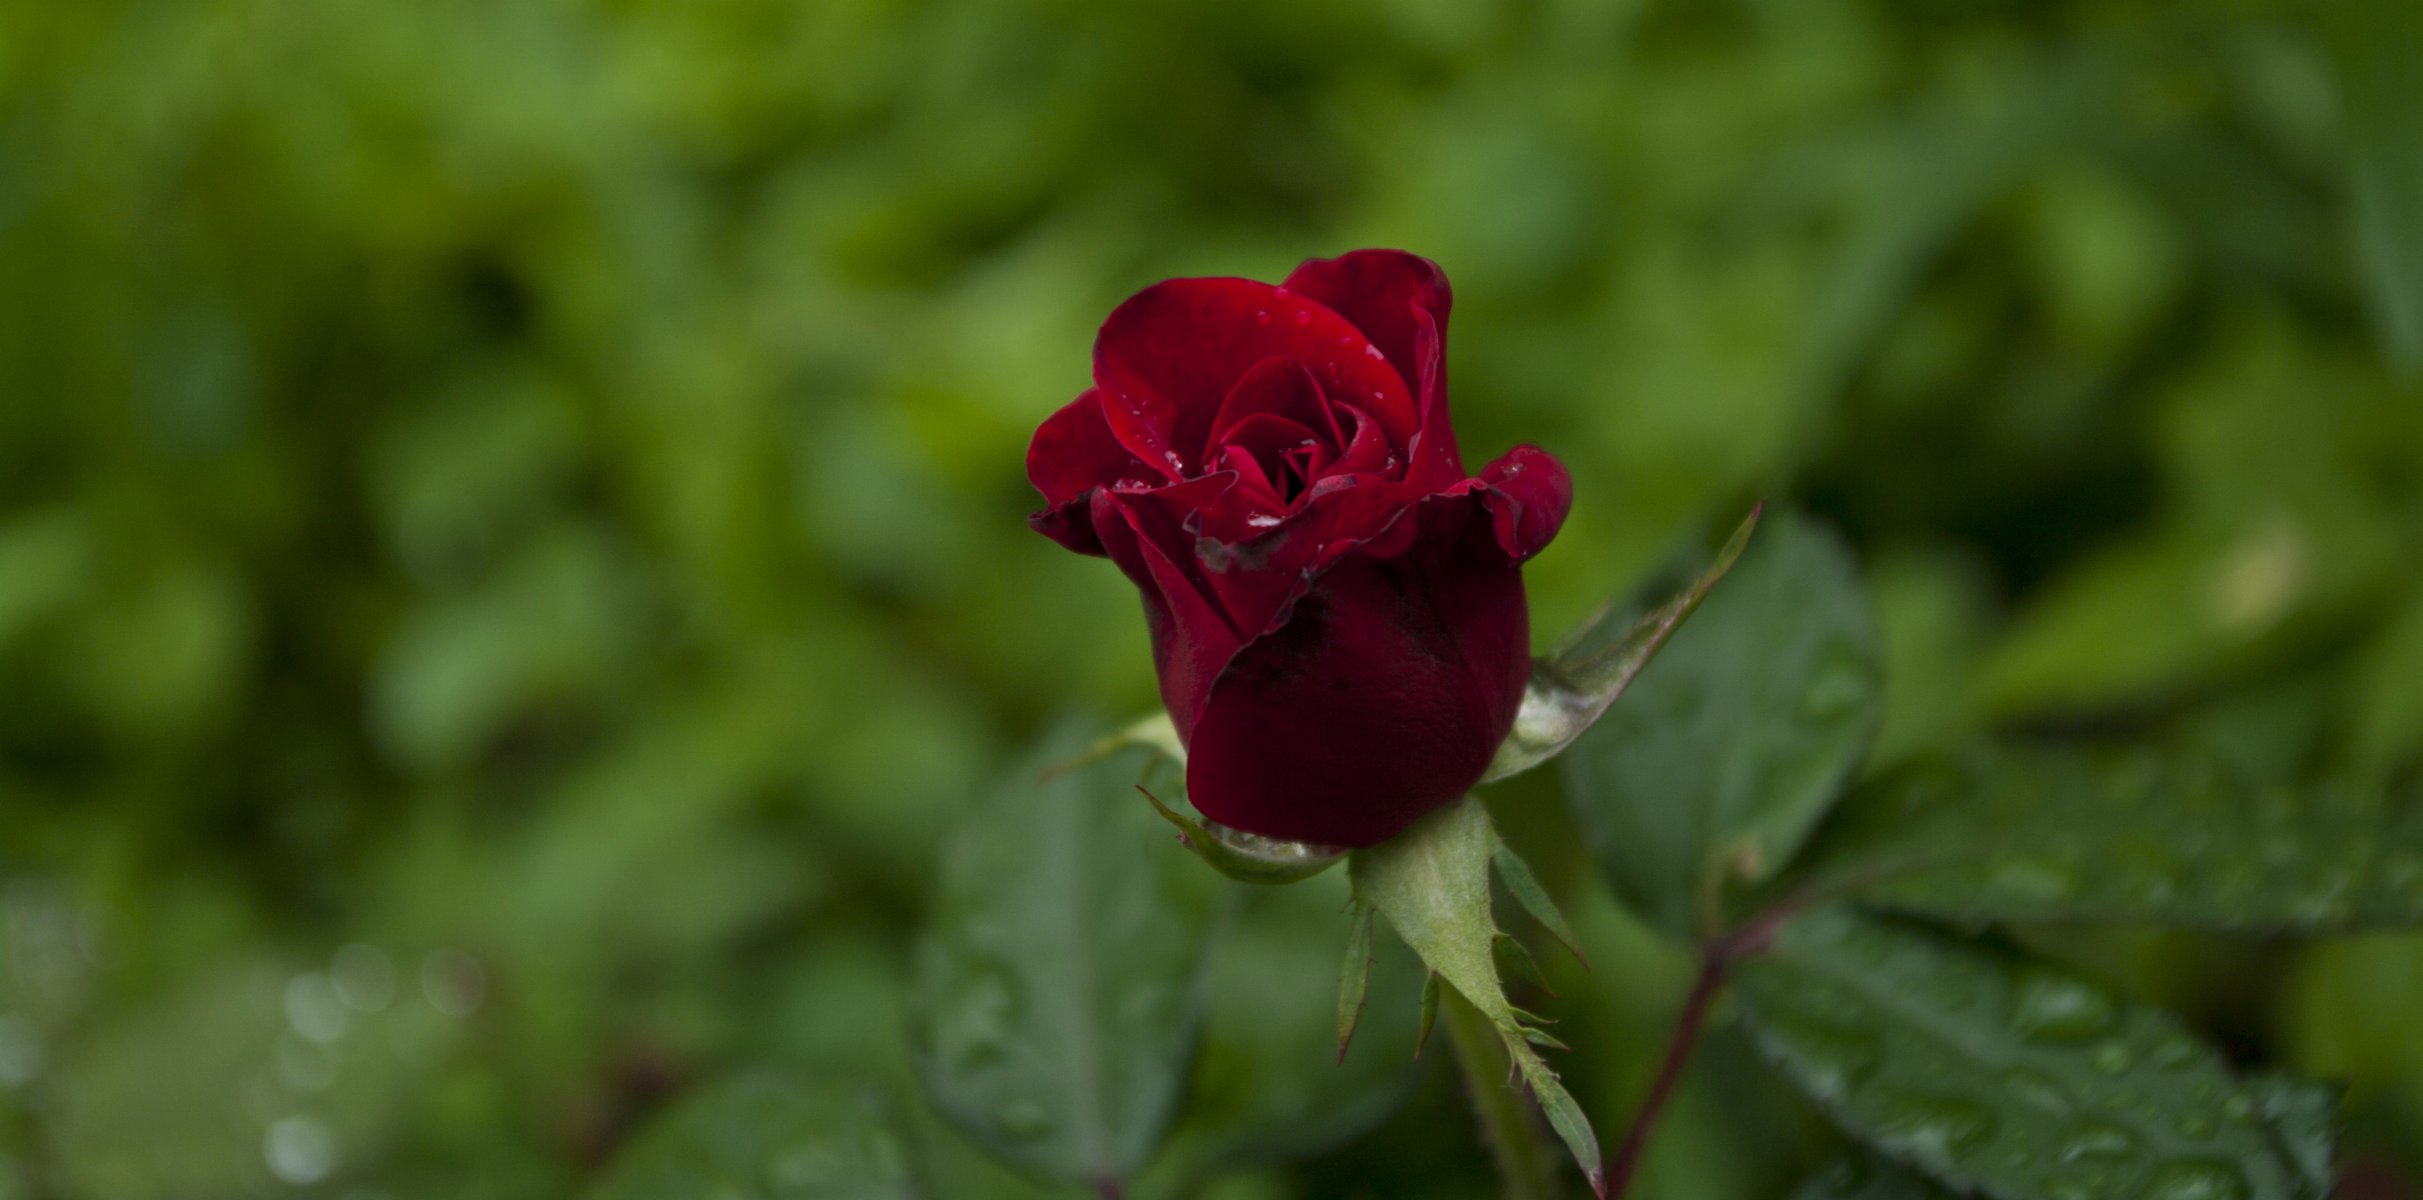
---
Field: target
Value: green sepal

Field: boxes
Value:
[1087,711,1348,885]
[1338,904,1375,1063]
[1482,503,1762,784]
[1494,933,1551,996]
[1414,972,1441,1060]
[1350,797,1606,1196]
[1137,786,1348,885]
[1492,836,1588,969]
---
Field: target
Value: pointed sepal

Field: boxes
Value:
[1483,503,1762,784]
[1491,837,1588,970]
[1349,797,1604,1193]
[1414,972,1442,1060]
[1338,904,1375,1063]
[1136,786,1348,885]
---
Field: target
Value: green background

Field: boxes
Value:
[2,0,2419,1196]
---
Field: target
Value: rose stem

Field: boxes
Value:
[1603,900,1803,1200]
[1441,986,1562,1200]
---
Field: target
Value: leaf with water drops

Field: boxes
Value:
[588,1075,919,1200]
[1562,511,1882,940]
[1796,746,2423,933]
[1171,867,1426,1169]
[909,721,1225,1190]
[1789,1154,1957,1200]
[1738,907,2311,1200]
[1481,503,1761,784]
[2246,1074,2339,1198]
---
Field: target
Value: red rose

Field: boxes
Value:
[1027,250,1571,848]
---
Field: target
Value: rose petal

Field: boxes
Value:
[1026,389,1159,555]
[1282,250,1461,485]
[1210,357,1341,450]
[1090,486,1245,741]
[1477,445,1572,563]
[1093,277,1417,472]
[1184,496,1530,846]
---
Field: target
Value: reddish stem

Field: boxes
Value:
[1602,902,1802,1199]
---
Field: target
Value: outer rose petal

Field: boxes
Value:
[1478,445,1573,563]
[1090,485,1243,742]
[1183,496,1530,846]
[1094,277,1416,474]
[1282,250,1461,486]
[1026,388,1153,555]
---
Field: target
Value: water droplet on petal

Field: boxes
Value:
[1254,309,1271,326]
[1292,310,1311,328]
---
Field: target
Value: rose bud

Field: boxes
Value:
[1026,250,1571,848]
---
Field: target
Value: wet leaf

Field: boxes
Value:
[588,1075,918,1200]
[1789,1155,1956,1200]
[1739,908,2309,1200]
[1173,869,1425,1169]
[2328,0,2423,375]
[1799,746,2423,933]
[1563,511,1882,940]
[909,722,1224,1189]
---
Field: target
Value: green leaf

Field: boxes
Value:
[588,1075,918,1200]
[909,721,1225,1189]
[2247,1074,2341,1199]
[1737,908,2309,1200]
[1173,868,1426,1169]
[1797,746,2423,932]
[1349,798,1604,1194]
[1789,1155,1955,1200]
[2328,0,2423,375]
[1563,511,1883,940]
[1483,504,1761,785]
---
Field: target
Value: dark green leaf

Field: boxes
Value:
[909,722,1224,1188]
[1789,1155,1955,1200]
[588,1075,917,1200]
[1173,869,1425,1169]
[1564,511,1882,940]
[1738,908,2306,1200]
[2248,1073,2341,1198]
[2328,0,2423,374]
[1799,746,2423,932]
[1482,504,1761,784]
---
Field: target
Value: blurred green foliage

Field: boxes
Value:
[2,0,2420,1196]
